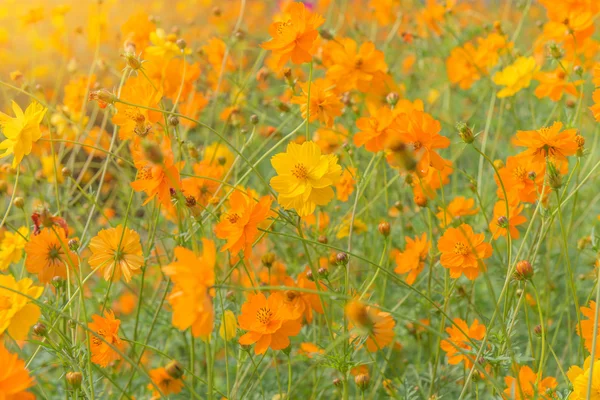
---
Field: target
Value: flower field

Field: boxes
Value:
[1,0,600,398]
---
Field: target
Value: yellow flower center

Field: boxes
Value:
[453,242,469,255]
[292,163,309,180]
[256,306,273,324]
[137,166,153,181]
[47,244,62,261]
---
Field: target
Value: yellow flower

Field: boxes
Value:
[0,274,43,340]
[145,29,190,60]
[203,142,235,170]
[88,225,144,283]
[270,141,342,217]
[336,217,368,239]
[567,357,600,400]
[492,56,539,98]
[219,310,238,341]
[0,227,28,271]
[0,101,47,167]
[41,155,64,184]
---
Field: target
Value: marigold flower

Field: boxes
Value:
[261,2,324,68]
[148,367,184,399]
[440,318,486,369]
[437,223,492,280]
[291,79,343,128]
[393,233,430,285]
[88,310,125,367]
[534,67,581,102]
[0,342,35,398]
[238,292,302,354]
[446,43,481,90]
[346,300,395,352]
[336,217,367,239]
[214,188,273,259]
[162,240,215,339]
[493,56,539,98]
[298,342,324,358]
[281,272,324,324]
[25,228,79,284]
[495,155,545,204]
[270,141,342,217]
[354,106,398,153]
[503,365,557,399]
[88,225,144,283]
[335,167,357,202]
[0,101,47,167]
[0,226,28,270]
[0,275,43,340]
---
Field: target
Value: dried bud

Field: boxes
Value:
[515,260,533,280]
[378,221,391,237]
[165,360,184,379]
[456,122,474,144]
[185,195,196,207]
[61,167,72,178]
[13,197,24,209]
[33,323,47,336]
[66,372,82,388]
[336,252,349,265]
[261,253,275,268]
[355,374,370,391]
[68,239,79,251]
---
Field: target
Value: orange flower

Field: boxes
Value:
[162,240,216,339]
[336,167,357,202]
[298,342,324,358]
[437,223,492,280]
[302,211,330,233]
[535,67,581,102]
[238,292,302,354]
[281,272,324,324]
[25,228,78,284]
[88,225,144,283]
[112,76,163,140]
[214,188,273,259]
[590,89,600,122]
[313,125,348,154]
[577,301,600,356]
[181,161,224,208]
[514,122,579,172]
[121,11,156,50]
[326,38,388,93]
[346,300,395,352]
[397,110,450,173]
[496,155,545,204]
[393,233,430,285]
[489,201,527,240]
[147,367,184,399]
[291,79,343,127]
[131,137,182,209]
[354,106,398,153]
[88,310,125,367]
[440,318,486,369]
[446,43,481,90]
[503,365,557,399]
[435,196,479,228]
[0,342,35,399]
[261,2,324,68]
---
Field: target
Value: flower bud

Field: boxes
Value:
[496,215,508,228]
[386,92,399,107]
[333,378,342,387]
[13,197,24,209]
[493,159,504,170]
[250,114,259,125]
[168,116,179,126]
[68,239,80,251]
[355,374,370,391]
[515,260,533,280]
[378,221,390,237]
[61,167,72,178]
[319,29,334,41]
[318,267,328,278]
[336,252,349,265]
[88,89,116,109]
[66,372,82,388]
[306,270,314,281]
[33,322,47,336]
[176,38,186,50]
[52,276,64,289]
[574,65,583,76]
[261,253,275,268]
[456,122,474,144]
[317,235,328,244]
[165,360,184,379]
[534,325,542,337]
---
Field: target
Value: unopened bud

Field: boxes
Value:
[515,260,533,280]
[378,221,391,237]
[13,197,24,209]
[386,92,399,106]
[456,122,474,144]
[355,374,370,391]
[319,29,334,41]
[68,239,79,251]
[306,270,314,281]
[250,114,259,125]
[61,167,72,178]
[261,253,275,268]
[168,116,179,126]
[176,39,186,50]
[33,322,47,336]
[66,372,82,388]
[165,360,184,379]
[317,235,328,244]
[336,252,349,265]
[318,267,328,278]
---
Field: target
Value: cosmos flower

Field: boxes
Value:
[88,225,144,283]
[0,275,43,340]
[0,101,47,167]
[437,223,492,280]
